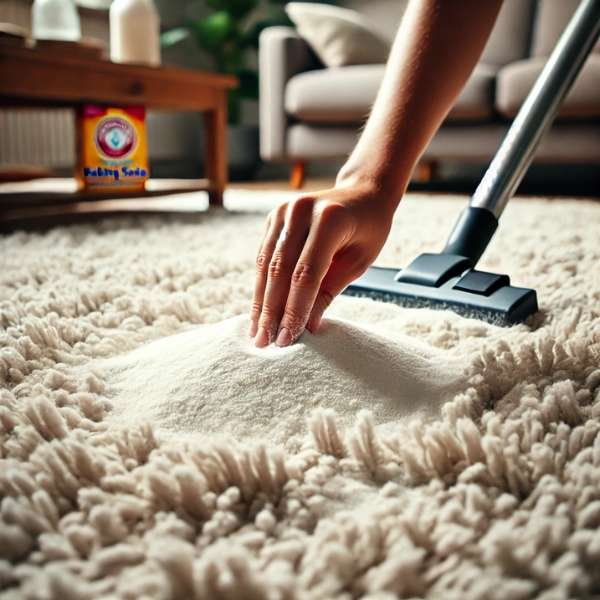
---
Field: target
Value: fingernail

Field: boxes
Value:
[248,320,258,337]
[254,326,269,348]
[276,327,292,347]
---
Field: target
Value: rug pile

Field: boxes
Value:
[1,191,599,599]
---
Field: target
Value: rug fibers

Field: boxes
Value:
[0,190,599,599]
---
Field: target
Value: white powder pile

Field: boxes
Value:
[100,315,467,444]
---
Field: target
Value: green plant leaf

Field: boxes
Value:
[267,0,339,3]
[206,0,258,20]
[160,27,190,48]
[190,11,236,53]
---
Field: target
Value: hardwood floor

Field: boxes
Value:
[230,177,335,192]
[0,177,329,230]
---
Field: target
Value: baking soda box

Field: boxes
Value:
[77,105,149,193]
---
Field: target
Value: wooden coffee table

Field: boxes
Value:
[0,44,237,221]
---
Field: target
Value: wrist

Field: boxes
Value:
[335,163,408,212]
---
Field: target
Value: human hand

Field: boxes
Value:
[249,182,396,347]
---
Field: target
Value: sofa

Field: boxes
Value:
[259,0,600,188]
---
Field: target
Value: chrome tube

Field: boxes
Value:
[471,0,600,218]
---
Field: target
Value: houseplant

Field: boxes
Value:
[161,0,335,180]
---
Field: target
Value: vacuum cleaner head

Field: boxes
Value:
[343,253,538,325]
[339,0,600,327]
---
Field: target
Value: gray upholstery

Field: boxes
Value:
[285,65,383,125]
[496,55,600,118]
[450,64,498,120]
[286,122,600,164]
[532,0,600,56]
[421,123,600,163]
[259,27,320,162]
[259,2,600,165]
[287,124,360,159]
[285,63,497,125]
[479,0,536,66]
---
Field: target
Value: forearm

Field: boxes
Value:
[337,0,502,208]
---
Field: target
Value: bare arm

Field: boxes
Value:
[251,0,503,347]
[339,0,503,202]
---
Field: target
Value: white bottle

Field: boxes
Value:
[32,0,81,42]
[110,0,161,67]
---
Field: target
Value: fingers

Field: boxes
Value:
[275,203,352,346]
[249,206,285,337]
[306,250,370,333]
[254,197,314,347]
[252,197,360,348]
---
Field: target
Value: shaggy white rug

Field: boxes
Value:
[0,190,599,599]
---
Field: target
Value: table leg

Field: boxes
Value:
[203,97,227,207]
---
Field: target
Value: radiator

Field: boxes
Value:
[0,0,103,169]
[0,109,76,168]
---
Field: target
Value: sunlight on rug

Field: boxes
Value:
[1,191,599,599]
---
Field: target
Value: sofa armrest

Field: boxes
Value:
[259,26,319,162]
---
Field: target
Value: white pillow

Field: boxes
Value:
[285,2,391,68]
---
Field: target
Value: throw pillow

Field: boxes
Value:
[285,2,391,67]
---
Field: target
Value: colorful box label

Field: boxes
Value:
[77,105,149,193]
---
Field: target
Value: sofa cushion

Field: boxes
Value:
[286,122,600,163]
[480,0,536,67]
[285,3,390,68]
[496,55,600,118]
[285,65,384,124]
[531,0,600,57]
[285,63,497,125]
[453,64,498,120]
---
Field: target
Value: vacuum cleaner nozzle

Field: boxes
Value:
[341,0,600,325]
[343,253,538,325]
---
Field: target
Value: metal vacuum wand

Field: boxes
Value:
[444,0,600,263]
[344,0,599,324]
